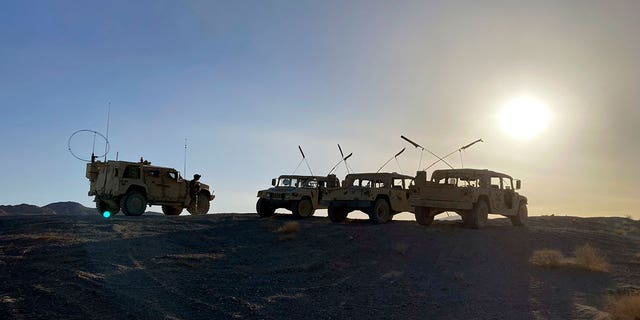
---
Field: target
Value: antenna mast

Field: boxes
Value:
[104,102,111,161]
[401,135,454,170]
[292,146,314,175]
[183,138,188,177]
[329,144,353,175]
[424,138,484,170]
[376,148,406,173]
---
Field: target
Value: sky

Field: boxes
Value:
[1,0,638,218]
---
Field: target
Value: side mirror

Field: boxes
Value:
[271,178,276,186]
[515,180,521,190]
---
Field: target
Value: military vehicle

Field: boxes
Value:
[86,158,215,216]
[409,169,528,229]
[256,175,340,218]
[322,172,415,224]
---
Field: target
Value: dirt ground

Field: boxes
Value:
[1,213,639,319]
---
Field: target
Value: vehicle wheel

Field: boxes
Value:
[469,200,489,229]
[96,199,119,216]
[162,205,183,216]
[187,191,210,215]
[292,198,315,218]
[256,198,275,217]
[120,191,147,216]
[368,198,391,224]
[415,206,434,226]
[510,202,528,226]
[328,206,348,223]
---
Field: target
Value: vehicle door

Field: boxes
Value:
[121,165,142,193]
[501,177,517,215]
[305,178,320,207]
[488,176,506,214]
[348,178,369,201]
[389,178,410,212]
[162,170,186,203]
[143,168,164,201]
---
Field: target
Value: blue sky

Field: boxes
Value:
[1,1,639,217]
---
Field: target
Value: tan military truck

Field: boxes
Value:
[322,172,415,224]
[409,169,528,229]
[256,175,340,218]
[86,159,215,217]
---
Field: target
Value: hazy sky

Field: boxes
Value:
[1,1,638,217]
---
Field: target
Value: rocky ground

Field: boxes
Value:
[1,213,639,319]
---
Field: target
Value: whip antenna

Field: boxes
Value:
[299,145,314,175]
[401,135,454,170]
[104,102,110,161]
[328,151,353,175]
[338,145,355,172]
[183,138,188,177]
[293,146,314,175]
[458,138,483,168]
[377,148,405,173]
[338,144,352,174]
[424,138,484,171]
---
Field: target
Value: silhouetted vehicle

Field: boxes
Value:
[256,175,340,218]
[86,159,214,216]
[322,172,414,224]
[409,169,527,229]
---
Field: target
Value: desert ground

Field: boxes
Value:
[1,212,639,319]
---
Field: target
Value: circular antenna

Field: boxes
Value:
[67,129,110,162]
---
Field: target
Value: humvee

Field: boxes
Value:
[409,169,528,229]
[256,175,340,218]
[322,172,415,224]
[86,159,215,216]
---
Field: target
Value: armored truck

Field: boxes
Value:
[322,172,415,224]
[409,169,528,229]
[256,174,340,218]
[86,159,215,216]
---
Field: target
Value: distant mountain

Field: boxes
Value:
[0,202,94,216]
[44,202,95,215]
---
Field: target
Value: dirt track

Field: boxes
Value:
[1,214,639,319]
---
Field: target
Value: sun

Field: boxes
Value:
[500,96,550,140]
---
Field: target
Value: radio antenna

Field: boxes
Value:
[292,145,314,175]
[104,102,111,161]
[183,138,188,177]
[401,135,454,170]
[67,129,109,162]
[424,138,483,171]
[300,146,313,175]
[338,144,352,174]
[377,148,406,173]
[328,146,353,175]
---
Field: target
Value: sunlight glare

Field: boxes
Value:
[500,96,550,140]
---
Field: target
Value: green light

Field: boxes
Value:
[103,211,111,218]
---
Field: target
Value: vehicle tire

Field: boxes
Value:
[469,200,489,229]
[187,191,210,215]
[328,205,348,223]
[415,206,434,226]
[368,198,391,224]
[256,198,275,218]
[292,197,315,218]
[162,205,183,216]
[120,191,147,216]
[96,199,119,216]
[510,202,528,226]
